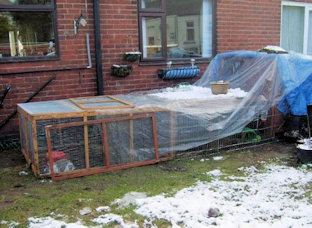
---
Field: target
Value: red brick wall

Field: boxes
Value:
[0,0,310,137]
[216,0,312,53]
[0,0,97,136]
[100,0,201,95]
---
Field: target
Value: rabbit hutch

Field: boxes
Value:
[19,50,302,181]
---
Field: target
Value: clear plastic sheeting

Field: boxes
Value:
[116,51,312,152]
[18,50,312,179]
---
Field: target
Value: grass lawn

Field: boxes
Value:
[0,142,309,227]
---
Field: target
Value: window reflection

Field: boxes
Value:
[142,17,163,58]
[166,0,212,58]
[0,12,55,58]
[141,0,161,9]
[0,0,52,5]
[140,0,213,60]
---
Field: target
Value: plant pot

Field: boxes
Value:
[111,65,133,77]
[297,143,312,163]
[123,52,141,62]
[210,82,229,95]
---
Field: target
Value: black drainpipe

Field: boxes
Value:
[93,0,104,95]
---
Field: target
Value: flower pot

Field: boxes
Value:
[123,52,141,62]
[111,65,133,77]
[210,82,229,95]
[297,143,312,163]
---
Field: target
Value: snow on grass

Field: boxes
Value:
[28,214,138,228]
[113,192,147,208]
[28,217,86,228]
[150,85,247,101]
[25,164,312,228]
[213,156,224,161]
[95,206,110,213]
[91,214,138,228]
[134,165,312,228]
[206,169,222,177]
[0,220,19,228]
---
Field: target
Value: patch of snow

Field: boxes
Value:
[79,207,92,216]
[7,221,19,228]
[96,206,110,213]
[18,171,28,176]
[125,51,141,55]
[0,220,8,225]
[213,156,224,161]
[92,214,138,228]
[39,179,52,183]
[113,192,147,208]
[297,137,312,144]
[134,165,312,227]
[206,169,222,177]
[143,219,157,228]
[262,45,287,52]
[297,142,312,150]
[28,217,85,228]
[78,198,93,203]
[237,166,258,174]
[49,212,65,218]
[149,85,247,101]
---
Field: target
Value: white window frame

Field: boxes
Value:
[281,1,312,54]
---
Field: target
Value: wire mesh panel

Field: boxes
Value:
[45,114,160,180]
[106,120,131,165]
[36,117,83,174]
[155,111,174,157]
[27,119,35,164]
[19,114,26,154]
[88,123,106,168]
[132,118,156,162]
[176,109,282,156]
[46,125,85,174]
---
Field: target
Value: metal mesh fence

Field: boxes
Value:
[44,114,160,179]
[36,117,83,174]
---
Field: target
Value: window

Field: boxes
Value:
[139,0,215,62]
[0,0,58,62]
[186,21,195,42]
[281,1,312,55]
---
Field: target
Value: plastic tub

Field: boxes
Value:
[210,82,229,95]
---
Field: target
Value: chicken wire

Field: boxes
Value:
[45,115,160,177]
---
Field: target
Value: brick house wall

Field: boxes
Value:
[0,0,310,137]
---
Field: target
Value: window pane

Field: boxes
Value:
[166,0,212,58]
[141,0,161,9]
[0,0,52,5]
[281,6,304,53]
[142,17,163,58]
[0,12,56,59]
[307,11,312,55]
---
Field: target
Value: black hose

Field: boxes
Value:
[0,75,56,131]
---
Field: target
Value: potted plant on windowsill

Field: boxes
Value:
[123,51,141,62]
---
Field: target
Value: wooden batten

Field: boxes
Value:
[83,116,90,169]
[24,114,30,161]
[31,118,40,175]
[169,111,176,159]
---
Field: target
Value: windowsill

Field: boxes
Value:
[183,41,196,44]
[0,55,59,64]
[138,57,212,66]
